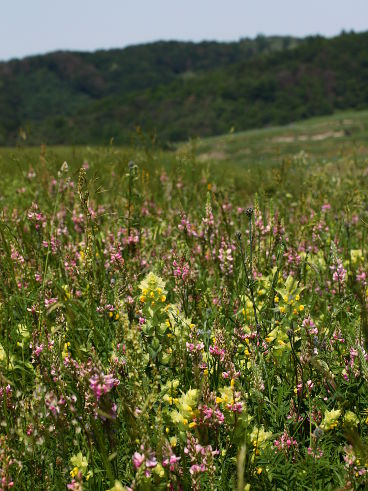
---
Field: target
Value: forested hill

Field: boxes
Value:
[1,31,367,145]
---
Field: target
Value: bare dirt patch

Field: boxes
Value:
[272,130,345,143]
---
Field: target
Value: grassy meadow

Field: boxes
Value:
[1,110,368,490]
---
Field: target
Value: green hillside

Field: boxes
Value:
[1,31,368,145]
[192,108,368,167]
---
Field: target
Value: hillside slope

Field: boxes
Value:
[1,32,368,145]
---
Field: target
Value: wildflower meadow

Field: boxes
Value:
[1,138,368,490]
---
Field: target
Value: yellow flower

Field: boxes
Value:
[107,481,125,491]
[154,463,165,478]
[321,408,341,431]
[70,452,88,475]
[62,342,71,358]
[250,426,272,453]
[344,410,358,427]
[299,305,304,312]
[274,296,279,303]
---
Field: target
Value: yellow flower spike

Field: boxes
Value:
[183,419,188,425]
[230,379,235,388]
[154,463,165,478]
[142,289,148,295]
[321,408,341,430]
[140,295,146,303]
[70,467,79,478]
[108,480,125,491]
[295,294,300,301]
[279,306,286,314]
[204,369,208,376]
[161,295,166,302]
[244,348,250,356]
[150,291,155,298]
[216,397,223,404]
[115,313,119,320]
[157,288,162,295]
[283,295,289,303]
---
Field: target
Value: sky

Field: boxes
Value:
[1,0,368,61]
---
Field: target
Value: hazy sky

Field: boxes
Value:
[1,0,368,60]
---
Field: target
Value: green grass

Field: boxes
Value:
[193,109,368,168]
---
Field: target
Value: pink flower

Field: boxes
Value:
[132,452,145,469]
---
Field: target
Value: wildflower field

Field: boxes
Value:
[2,115,368,490]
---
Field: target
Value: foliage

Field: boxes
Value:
[3,31,368,145]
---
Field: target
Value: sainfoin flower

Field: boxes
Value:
[89,373,119,400]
